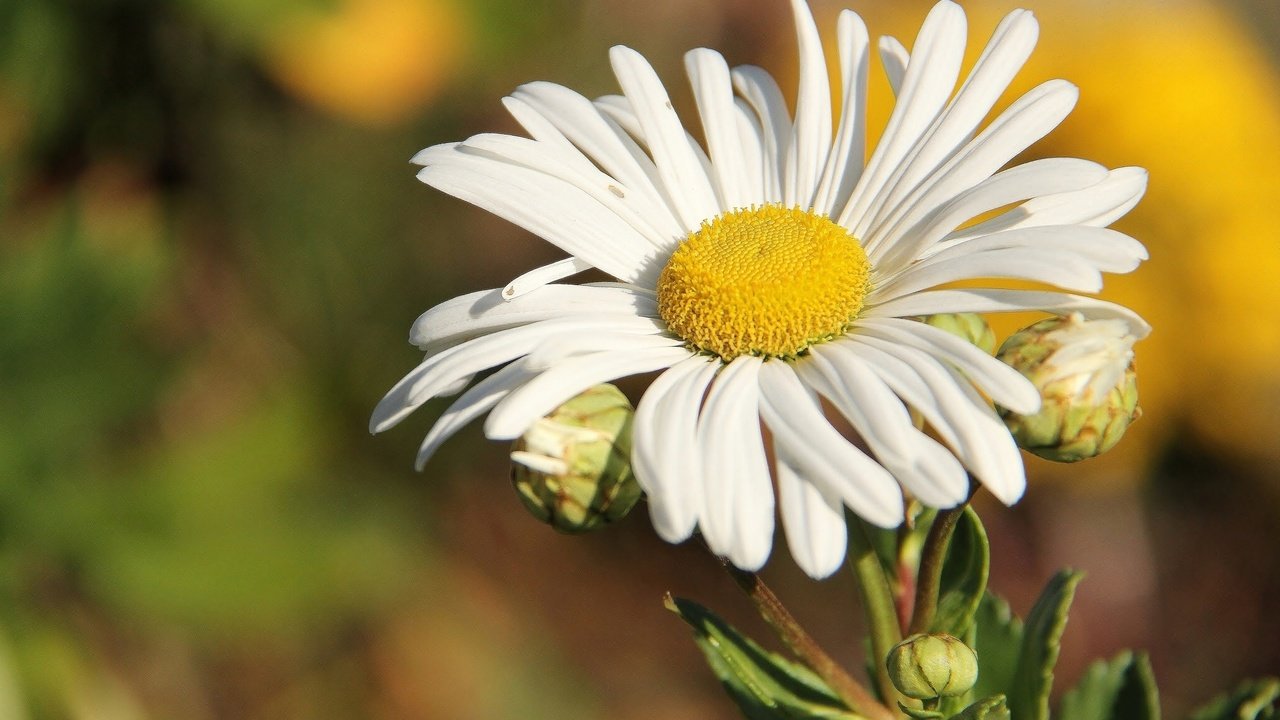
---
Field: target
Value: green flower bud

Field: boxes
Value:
[997,313,1142,463]
[887,633,979,700]
[510,384,640,533]
[920,313,998,355]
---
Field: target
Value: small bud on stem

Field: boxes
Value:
[511,384,640,533]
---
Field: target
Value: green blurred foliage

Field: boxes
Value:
[0,0,604,715]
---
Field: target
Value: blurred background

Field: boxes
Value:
[2,0,1278,717]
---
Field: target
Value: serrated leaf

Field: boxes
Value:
[970,593,1024,702]
[1058,651,1159,720]
[930,507,990,637]
[1190,677,1280,720]
[665,595,864,720]
[949,695,1011,720]
[1007,570,1083,720]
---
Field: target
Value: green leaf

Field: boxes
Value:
[1058,651,1160,720]
[665,595,863,720]
[969,593,1024,703]
[949,695,1011,720]
[930,507,990,637]
[1190,677,1280,720]
[1007,570,1084,720]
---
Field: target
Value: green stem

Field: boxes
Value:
[906,499,970,636]
[725,565,896,720]
[847,520,905,711]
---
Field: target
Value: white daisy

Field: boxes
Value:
[371,0,1150,578]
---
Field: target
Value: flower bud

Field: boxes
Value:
[510,384,640,533]
[997,313,1141,463]
[887,633,979,700]
[921,313,998,355]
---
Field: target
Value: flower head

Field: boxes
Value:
[372,0,1149,578]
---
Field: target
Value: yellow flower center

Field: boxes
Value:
[656,205,871,360]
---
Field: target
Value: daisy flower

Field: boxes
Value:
[371,0,1150,578]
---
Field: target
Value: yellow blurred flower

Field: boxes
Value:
[263,0,469,126]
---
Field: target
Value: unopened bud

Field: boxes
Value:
[510,384,640,533]
[887,633,979,700]
[997,313,1141,462]
[921,313,998,355]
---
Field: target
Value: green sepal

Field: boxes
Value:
[949,695,1011,720]
[1058,650,1160,720]
[1007,569,1084,720]
[1190,677,1280,720]
[898,702,944,719]
[665,595,863,720]
[969,593,1024,703]
[929,507,990,637]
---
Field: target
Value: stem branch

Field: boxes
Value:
[907,500,969,636]
[725,565,895,720]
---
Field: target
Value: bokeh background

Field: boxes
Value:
[2,0,1279,717]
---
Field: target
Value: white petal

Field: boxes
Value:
[686,48,753,210]
[813,10,870,216]
[456,133,679,252]
[416,145,661,284]
[508,83,683,239]
[731,65,790,203]
[784,0,833,208]
[867,10,1039,237]
[758,361,905,528]
[503,258,594,300]
[878,36,910,97]
[494,95,599,169]
[798,347,969,507]
[864,79,1079,260]
[841,0,967,235]
[609,46,722,228]
[697,356,773,569]
[921,225,1147,271]
[864,288,1152,338]
[411,284,656,354]
[633,356,719,543]
[375,315,653,433]
[842,337,1026,504]
[853,317,1041,414]
[775,447,849,579]
[874,158,1108,272]
[948,167,1149,242]
[414,360,539,469]
[733,99,768,200]
[523,327,680,370]
[873,247,1107,299]
[484,345,689,440]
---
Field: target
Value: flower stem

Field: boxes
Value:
[725,565,895,720]
[848,520,906,711]
[906,497,971,636]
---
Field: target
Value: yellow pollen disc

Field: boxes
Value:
[656,205,871,360]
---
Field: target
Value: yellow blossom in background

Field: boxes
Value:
[263,0,469,126]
